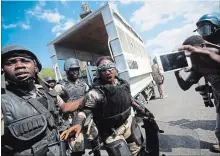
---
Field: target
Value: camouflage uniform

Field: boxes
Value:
[82,78,142,156]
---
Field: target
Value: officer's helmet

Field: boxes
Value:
[64,58,80,71]
[195,13,220,37]
[1,44,42,71]
[44,76,56,82]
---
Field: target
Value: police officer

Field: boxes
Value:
[62,58,89,102]
[44,76,57,89]
[60,56,159,156]
[1,44,64,156]
[57,58,101,156]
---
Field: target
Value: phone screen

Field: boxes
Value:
[159,51,188,72]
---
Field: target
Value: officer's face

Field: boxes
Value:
[100,68,116,84]
[99,60,116,84]
[47,81,56,88]
[3,56,35,83]
[68,68,79,79]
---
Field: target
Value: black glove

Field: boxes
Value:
[144,109,155,119]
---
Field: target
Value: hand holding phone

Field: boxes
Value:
[156,50,192,73]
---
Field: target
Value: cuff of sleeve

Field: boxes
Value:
[75,114,86,126]
[78,112,86,119]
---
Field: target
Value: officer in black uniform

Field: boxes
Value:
[1,44,64,156]
[44,76,57,89]
[61,56,160,156]
[57,58,101,156]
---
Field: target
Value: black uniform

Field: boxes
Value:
[1,84,61,156]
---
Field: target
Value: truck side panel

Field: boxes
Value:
[101,5,130,82]
[102,4,153,97]
[48,44,63,80]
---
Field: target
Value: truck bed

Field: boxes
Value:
[48,3,153,97]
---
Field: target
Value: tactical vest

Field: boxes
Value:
[61,80,87,126]
[64,80,87,102]
[1,86,59,156]
[92,78,132,133]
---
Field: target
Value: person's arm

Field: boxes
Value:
[179,45,220,64]
[60,109,92,140]
[59,97,84,113]
[131,98,154,119]
[174,70,202,91]
[60,89,102,140]
[209,51,220,64]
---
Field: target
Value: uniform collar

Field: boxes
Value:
[70,79,80,84]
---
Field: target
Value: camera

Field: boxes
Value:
[195,84,214,107]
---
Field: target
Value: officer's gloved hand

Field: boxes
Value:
[144,108,155,119]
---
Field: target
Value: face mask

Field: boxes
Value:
[197,23,213,37]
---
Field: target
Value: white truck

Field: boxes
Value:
[48,3,155,104]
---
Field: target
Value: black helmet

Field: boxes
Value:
[64,58,80,71]
[44,76,56,82]
[1,44,42,71]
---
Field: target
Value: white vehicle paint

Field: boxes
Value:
[48,3,155,101]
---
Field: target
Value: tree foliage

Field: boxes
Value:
[81,70,87,77]
[38,68,56,80]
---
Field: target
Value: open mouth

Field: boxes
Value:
[106,75,112,81]
[15,72,30,78]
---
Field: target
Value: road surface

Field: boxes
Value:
[148,72,218,156]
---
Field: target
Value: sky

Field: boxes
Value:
[2,0,219,69]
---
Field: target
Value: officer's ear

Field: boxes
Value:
[35,67,39,73]
[33,60,39,73]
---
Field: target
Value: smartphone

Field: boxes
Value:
[156,50,191,73]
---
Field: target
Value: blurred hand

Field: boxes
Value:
[60,125,82,141]
[184,67,192,72]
